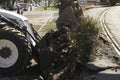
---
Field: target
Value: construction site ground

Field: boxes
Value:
[0,7,58,80]
[1,5,120,80]
[84,5,120,80]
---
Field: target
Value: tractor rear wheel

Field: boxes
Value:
[0,26,31,76]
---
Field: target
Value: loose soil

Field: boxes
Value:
[0,24,120,80]
[1,6,120,80]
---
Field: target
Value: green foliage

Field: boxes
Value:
[34,20,57,37]
[47,17,100,79]
[24,0,29,3]
[0,0,10,4]
[34,0,41,3]
[109,0,119,6]
[53,0,59,8]
[35,6,58,11]
[70,17,99,64]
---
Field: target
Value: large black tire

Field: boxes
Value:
[0,26,31,76]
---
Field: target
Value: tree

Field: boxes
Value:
[0,0,10,8]
[0,0,9,4]
[11,0,16,5]
[44,0,47,10]
[48,0,51,7]
[53,0,59,7]
[24,0,30,3]
[109,0,119,6]
[34,0,41,3]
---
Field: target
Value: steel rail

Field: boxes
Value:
[98,8,120,55]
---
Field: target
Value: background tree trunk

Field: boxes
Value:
[44,0,47,10]
[48,0,51,7]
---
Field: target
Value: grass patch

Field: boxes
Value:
[33,25,41,31]
[37,20,57,37]
[80,3,96,11]
[70,17,100,64]
[42,20,57,30]
[35,6,59,11]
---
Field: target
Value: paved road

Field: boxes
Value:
[13,7,58,31]
[105,6,120,47]
[16,7,58,37]
[24,9,58,26]
[85,6,120,80]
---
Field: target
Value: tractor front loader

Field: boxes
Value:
[0,0,83,79]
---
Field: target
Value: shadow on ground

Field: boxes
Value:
[0,65,42,80]
[94,73,120,80]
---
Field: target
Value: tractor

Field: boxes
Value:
[0,8,71,76]
[0,0,83,78]
[0,8,42,75]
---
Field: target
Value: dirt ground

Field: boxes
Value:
[1,6,120,80]
[0,37,119,80]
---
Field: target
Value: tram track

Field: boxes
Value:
[98,7,120,55]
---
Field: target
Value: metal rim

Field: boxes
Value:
[0,39,18,68]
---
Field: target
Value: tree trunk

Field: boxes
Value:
[48,0,51,7]
[44,0,47,10]
[12,0,16,5]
